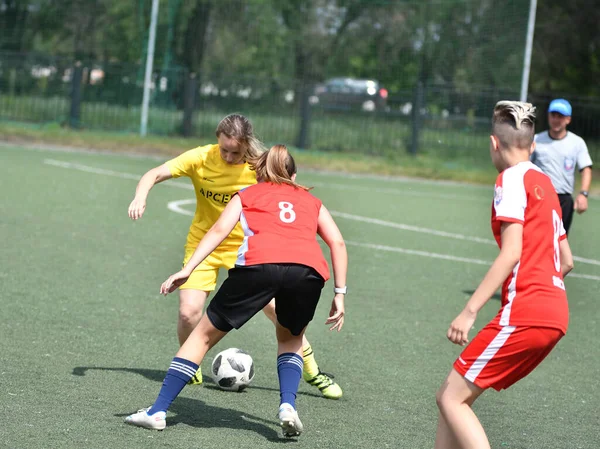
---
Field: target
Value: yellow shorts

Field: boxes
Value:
[179,246,238,291]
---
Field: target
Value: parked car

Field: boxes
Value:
[311,78,388,112]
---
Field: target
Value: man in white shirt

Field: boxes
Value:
[531,98,593,234]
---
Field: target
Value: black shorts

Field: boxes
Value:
[558,193,574,235]
[206,263,325,336]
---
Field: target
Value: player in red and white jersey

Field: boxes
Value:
[434,101,574,449]
[126,145,348,438]
[235,181,330,281]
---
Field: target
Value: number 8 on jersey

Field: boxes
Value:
[279,202,296,223]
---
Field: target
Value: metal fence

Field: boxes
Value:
[1,54,598,163]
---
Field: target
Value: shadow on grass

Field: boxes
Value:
[72,366,323,441]
[462,289,502,301]
[123,396,290,442]
[72,366,325,399]
[72,366,298,442]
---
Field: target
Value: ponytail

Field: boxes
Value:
[250,145,310,191]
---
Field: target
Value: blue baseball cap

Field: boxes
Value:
[548,98,572,116]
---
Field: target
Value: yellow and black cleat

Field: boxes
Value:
[303,370,342,399]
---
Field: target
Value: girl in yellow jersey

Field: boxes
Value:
[128,114,342,399]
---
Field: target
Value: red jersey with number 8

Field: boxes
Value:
[491,161,568,333]
[235,182,330,281]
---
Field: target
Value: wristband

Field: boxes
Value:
[334,286,347,295]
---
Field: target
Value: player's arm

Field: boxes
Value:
[160,195,243,295]
[128,163,173,220]
[317,205,348,332]
[575,138,593,214]
[559,238,574,277]
[447,222,522,346]
[574,167,592,214]
[580,166,592,192]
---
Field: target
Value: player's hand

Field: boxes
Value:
[128,197,147,220]
[447,309,476,346]
[160,270,191,295]
[574,194,588,214]
[325,294,345,332]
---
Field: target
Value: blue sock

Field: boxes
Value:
[277,353,303,409]
[147,357,199,415]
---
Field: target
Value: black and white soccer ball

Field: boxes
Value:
[211,348,255,392]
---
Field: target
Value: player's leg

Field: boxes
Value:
[125,314,228,430]
[177,254,221,384]
[177,313,228,362]
[125,263,273,431]
[178,288,209,344]
[274,264,329,437]
[558,193,574,235]
[178,288,209,385]
[275,321,305,438]
[434,410,461,449]
[435,368,488,449]
[440,324,565,447]
[263,299,342,399]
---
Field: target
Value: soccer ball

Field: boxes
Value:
[211,348,255,392]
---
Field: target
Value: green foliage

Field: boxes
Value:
[2,0,598,98]
[530,0,600,96]
[1,0,599,149]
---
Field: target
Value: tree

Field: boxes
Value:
[0,0,36,52]
[531,0,600,96]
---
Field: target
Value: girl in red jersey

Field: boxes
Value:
[435,101,575,449]
[126,145,348,437]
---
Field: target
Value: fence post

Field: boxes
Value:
[296,82,312,149]
[182,72,197,137]
[69,61,83,129]
[8,68,17,96]
[410,81,424,155]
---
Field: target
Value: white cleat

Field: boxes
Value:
[278,403,303,438]
[125,407,166,431]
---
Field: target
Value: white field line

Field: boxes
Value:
[341,241,600,281]
[44,158,600,273]
[167,199,491,265]
[344,240,490,266]
[165,200,600,281]
[5,139,596,198]
[308,180,487,202]
[44,159,193,190]
[571,256,600,266]
[43,159,486,202]
[330,211,496,245]
[11,141,487,189]
[300,166,496,189]
[330,211,600,267]
[168,198,195,216]
[2,141,166,162]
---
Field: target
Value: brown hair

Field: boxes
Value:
[492,101,536,150]
[250,144,310,191]
[215,114,265,160]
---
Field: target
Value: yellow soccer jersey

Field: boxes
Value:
[165,144,257,249]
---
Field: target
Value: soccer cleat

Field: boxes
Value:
[124,408,166,431]
[278,403,303,438]
[303,370,343,399]
[187,367,203,385]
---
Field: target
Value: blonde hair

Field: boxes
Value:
[215,114,265,160]
[492,101,537,149]
[250,145,310,191]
